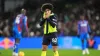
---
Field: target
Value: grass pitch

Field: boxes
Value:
[0,49,99,56]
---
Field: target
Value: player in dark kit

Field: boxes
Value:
[40,3,59,56]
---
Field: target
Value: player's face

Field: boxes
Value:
[44,9,51,15]
[21,9,26,15]
[23,10,26,15]
[80,15,84,20]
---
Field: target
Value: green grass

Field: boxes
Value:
[0,49,100,56]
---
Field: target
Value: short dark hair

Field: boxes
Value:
[79,13,85,16]
[21,9,26,14]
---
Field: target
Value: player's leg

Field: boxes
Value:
[41,45,48,56]
[52,46,59,56]
[80,33,86,55]
[41,35,50,56]
[12,31,21,56]
[13,38,20,56]
[85,33,90,54]
[81,39,86,55]
[51,33,59,56]
[85,40,90,54]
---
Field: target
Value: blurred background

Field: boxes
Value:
[0,0,100,37]
[0,0,100,56]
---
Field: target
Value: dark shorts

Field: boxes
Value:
[42,32,58,46]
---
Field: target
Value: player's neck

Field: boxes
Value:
[81,19,84,21]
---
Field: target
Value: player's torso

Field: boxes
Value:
[43,15,57,34]
[13,14,25,32]
[79,20,88,33]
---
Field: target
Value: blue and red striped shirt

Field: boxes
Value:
[77,20,91,34]
[13,14,28,32]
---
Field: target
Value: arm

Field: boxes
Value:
[40,18,46,26]
[47,16,57,28]
[77,22,80,35]
[24,16,28,32]
[88,23,91,33]
[15,15,20,24]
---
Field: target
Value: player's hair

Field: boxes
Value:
[41,3,54,12]
[21,8,26,14]
[79,11,85,16]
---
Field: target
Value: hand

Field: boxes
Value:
[43,13,50,19]
[89,32,92,35]
[77,34,80,38]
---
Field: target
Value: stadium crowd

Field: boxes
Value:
[0,0,100,37]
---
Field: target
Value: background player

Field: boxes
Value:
[40,3,59,56]
[77,14,91,55]
[12,9,29,56]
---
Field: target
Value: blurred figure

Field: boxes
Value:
[77,14,91,55]
[40,3,59,56]
[12,9,29,56]
[3,20,10,37]
[88,38,94,48]
[30,31,35,37]
[35,31,41,37]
